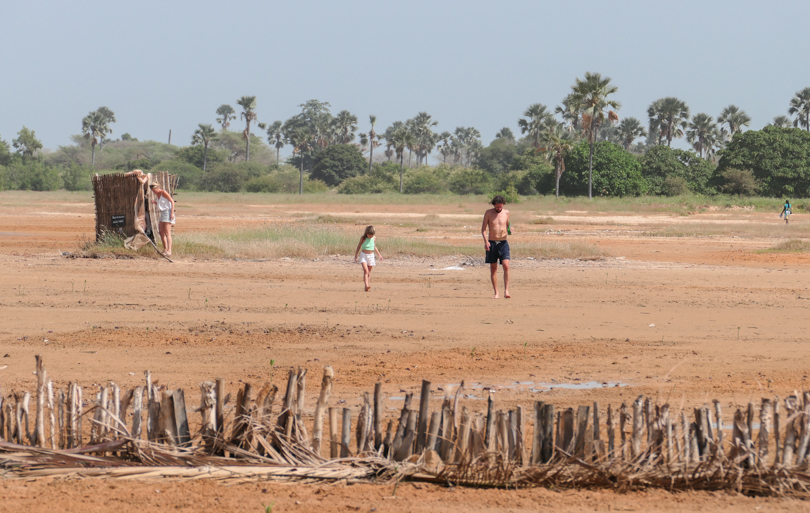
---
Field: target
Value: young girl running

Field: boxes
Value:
[354,225,383,292]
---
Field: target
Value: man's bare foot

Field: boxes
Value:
[365,286,371,292]
[493,293,499,299]
[504,291,511,298]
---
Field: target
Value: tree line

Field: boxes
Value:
[2,74,810,198]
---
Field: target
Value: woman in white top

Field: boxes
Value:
[149,182,175,256]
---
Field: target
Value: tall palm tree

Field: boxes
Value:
[518,103,553,150]
[718,105,751,140]
[191,124,217,172]
[648,97,689,148]
[389,128,413,192]
[571,72,621,199]
[96,106,116,149]
[289,127,314,194]
[540,124,576,199]
[81,110,108,167]
[382,121,405,162]
[265,121,284,164]
[495,127,515,143]
[407,112,439,166]
[333,110,359,144]
[359,115,380,174]
[555,93,583,133]
[453,127,482,167]
[789,87,810,131]
[216,105,235,131]
[771,115,793,128]
[236,96,258,161]
[437,131,453,163]
[686,113,719,159]
[615,117,646,150]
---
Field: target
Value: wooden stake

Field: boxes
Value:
[619,403,628,461]
[383,420,393,458]
[783,397,797,466]
[215,378,224,440]
[484,390,494,451]
[132,386,143,439]
[157,389,178,445]
[681,412,690,466]
[607,405,615,459]
[47,380,55,449]
[665,408,673,464]
[312,366,334,456]
[392,392,412,455]
[76,386,83,447]
[541,403,554,463]
[456,407,471,464]
[516,405,525,465]
[35,356,45,447]
[531,401,544,465]
[57,389,65,449]
[427,411,441,453]
[759,398,772,465]
[439,403,453,460]
[295,367,307,416]
[713,399,724,451]
[173,389,190,446]
[328,407,339,459]
[631,396,643,459]
[394,410,418,461]
[774,397,781,465]
[452,380,465,439]
[416,379,431,453]
[373,382,383,451]
[200,381,216,450]
[575,405,589,458]
[498,410,510,458]
[357,392,369,453]
[340,408,352,457]
[507,410,517,460]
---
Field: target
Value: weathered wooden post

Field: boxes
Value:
[340,408,352,457]
[415,379,431,453]
[373,382,383,450]
[631,397,643,459]
[34,356,45,447]
[312,366,334,456]
[328,407,339,459]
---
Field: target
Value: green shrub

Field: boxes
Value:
[234,161,270,179]
[311,144,367,186]
[640,146,715,195]
[716,168,760,196]
[5,160,62,191]
[448,167,491,194]
[403,168,447,194]
[61,164,93,191]
[338,173,397,194]
[561,141,647,197]
[175,145,227,169]
[197,163,248,192]
[661,176,690,197]
[245,166,327,193]
[152,160,203,190]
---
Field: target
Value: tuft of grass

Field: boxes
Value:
[532,217,555,225]
[761,239,810,252]
[530,241,609,260]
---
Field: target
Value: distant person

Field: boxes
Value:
[149,181,175,256]
[354,225,383,292]
[780,200,792,225]
[481,195,511,299]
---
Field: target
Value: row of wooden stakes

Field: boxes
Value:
[1,356,808,468]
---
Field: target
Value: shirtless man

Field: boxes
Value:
[481,195,510,299]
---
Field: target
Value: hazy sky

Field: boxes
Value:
[2,0,809,156]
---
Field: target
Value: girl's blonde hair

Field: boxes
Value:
[364,225,375,238]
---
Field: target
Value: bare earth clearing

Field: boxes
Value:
[1,191,810,512]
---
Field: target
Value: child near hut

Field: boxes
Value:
[149,181,175,256]
[354,225,383,292]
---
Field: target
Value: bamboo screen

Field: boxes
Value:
[91,174,144,242]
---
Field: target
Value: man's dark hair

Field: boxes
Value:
[491,195,506,206]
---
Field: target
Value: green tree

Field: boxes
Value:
[648,97,689,147]
[771,115,793,128]
[540,124,577,198]
[390,128,414,192]
[495,127,516,143]
[640,146,715,195]
[0,135,11,166]
[95,106,116,149]
[718,105,751,140]
[310,144,366,187]
[13,126,43,159]
[407,112,439,166]
[6,160,60,190]
[236,96,258,161]
[333,110,358,144]
[289,127,314,194]
[716,168,760,196]
[789,87,810,130]
[216,104,235,130]
[404,167,448,194]
[265,120,284,164]
[437,131,453,164]
[197,162,248,192]
[358,115,380,174]
[191,123,217,172]
[81,111,108,167]
[447,167,491,194]
[571,72,621,199]
[452,126,482,167]
[716,126,810,196]
[476,138,519,175]
[686,113,720,159]
[615,117,647,151]
[555,93,583,133]
[518,103,553,150]
[561,141,645,197]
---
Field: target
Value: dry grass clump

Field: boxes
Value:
[532,217,555,225]
[530,241,608,260]
[764,239,810,252]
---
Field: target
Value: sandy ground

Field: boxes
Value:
[2,192,810,512]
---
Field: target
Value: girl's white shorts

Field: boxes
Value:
[358,252,376,266]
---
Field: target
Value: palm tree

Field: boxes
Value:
[518,103,553,150]
[81,110,108,167]
[540,124,576,198]
[265,121,284,164]
[495,127,515,143]
[216,105,235,131]
[453,127,482,167]
[615,117,646,150]
[236,96,258,161]
[96,106,116,149]
[437,131,453,163]
[789,87,810,130]
[718,105,751,139]
[407,112,439,166]
[382,121,405,162]
[648,97,689,147]
[192,124,217,172]
[686,113,719,159]
[289,127,314,194]
[389,128,413,192]
[360,115,380,174]
[771,115,793,128]
[555,93,583,133]
[571,72,621,199]
[333,110,358,144]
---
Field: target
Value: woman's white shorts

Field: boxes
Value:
[358,252,376,266]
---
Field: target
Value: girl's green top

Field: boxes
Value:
[361,236,375,251]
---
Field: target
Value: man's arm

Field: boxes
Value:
[481,210,491,251]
